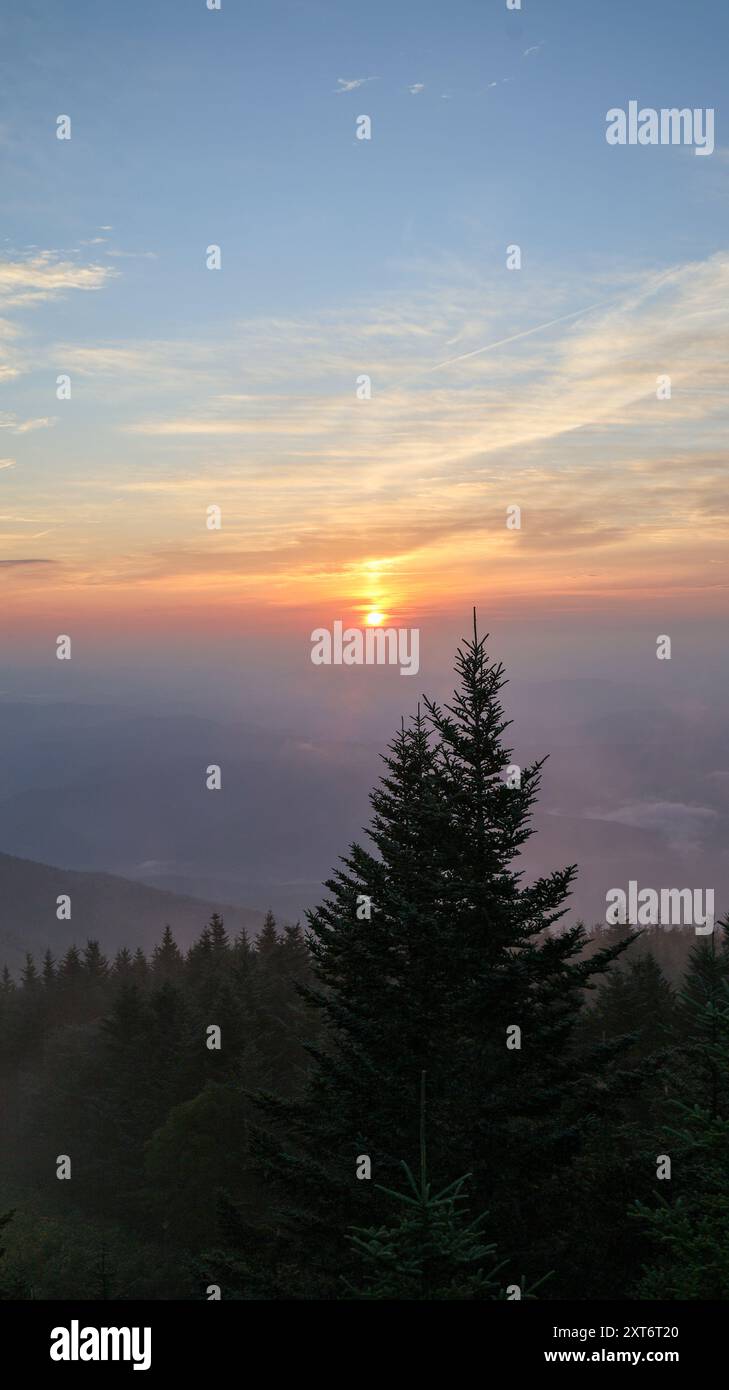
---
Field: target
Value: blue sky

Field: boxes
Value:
[3,0,727,327]
[1,0,728,646]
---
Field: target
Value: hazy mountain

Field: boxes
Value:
[0,851,265,971]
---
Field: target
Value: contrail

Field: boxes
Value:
[429,300,608,371]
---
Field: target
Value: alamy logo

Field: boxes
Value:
[310,620,420,675]
[605,881,714,935]
[605,101,714,156]
[50,1321,151,1371]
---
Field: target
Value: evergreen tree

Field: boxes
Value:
[186,918,245,1083]
[233,925,253,961]
[241,916,314,1096]
[151,926,184,985]
[82,940,110,1018]
[20,953,40,992]
[245,620,630,1295]
[41,949,57,989]
[131,947,149,987]
[57,945,84,1022]
[347,1167,508,1301]
[561,953,677,1298]
[82,940,109,981]
[84,982,166,1215]
[579,952,678,1067]
[112,947,134,982]
[209,913,230,957]
[256,910,279,957]
[59,945,83,984]
[633,921,729,1298]
[185,925,213,987]
[345,1075,542,1300]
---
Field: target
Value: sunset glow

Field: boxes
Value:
[1,8,727,654]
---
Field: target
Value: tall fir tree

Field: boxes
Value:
[241,620,629,1296]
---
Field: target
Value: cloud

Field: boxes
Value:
[408,83,425,95]
[16,417,57,434]
[334,77,378,93]
[55,341,219,394]
[0,458,16,470]
[0,558,55,566]
[0,249,119,383]
[0,415,57,435]
[105,249,158,260]
[585,800,717,852]
[523,44,544,57]
[0,251,117,307]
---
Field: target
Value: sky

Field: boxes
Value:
[1,0,728,644]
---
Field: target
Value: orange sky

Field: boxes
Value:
[3,253,729,637]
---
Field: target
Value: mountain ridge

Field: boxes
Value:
[0,850,267,971]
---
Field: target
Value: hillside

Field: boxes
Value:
[0,851,266,971]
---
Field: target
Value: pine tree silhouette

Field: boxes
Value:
[244,619,628,1295]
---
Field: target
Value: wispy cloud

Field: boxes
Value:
[585,800,717,852]
[105,249,158,261]
[0,557,55,566]
[334,77,378,94]
[0,249,119,383]
[0,251,117,307]
[0,415,57,435]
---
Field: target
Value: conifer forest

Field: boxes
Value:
[2,632,726,1303]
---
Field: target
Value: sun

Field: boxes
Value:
[365,610,386,627]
